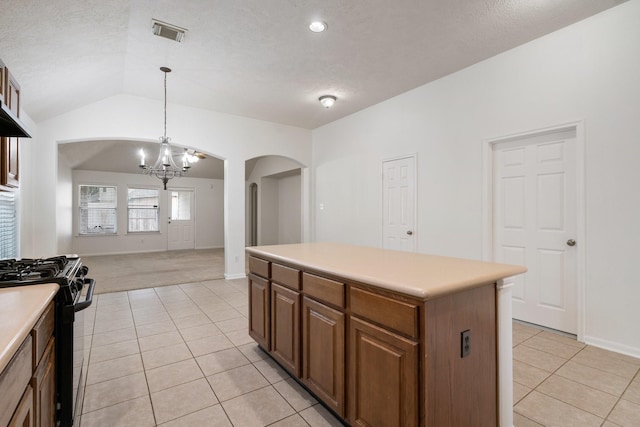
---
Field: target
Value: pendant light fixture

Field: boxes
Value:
[139,67,191,189]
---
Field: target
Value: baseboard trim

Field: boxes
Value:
[80,247,224,257]
[224,273,247,280]
[584,335,640,359]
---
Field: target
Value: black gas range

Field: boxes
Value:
[0,255,95,427]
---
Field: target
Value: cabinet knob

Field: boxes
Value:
[566,239,576,247]
[406,231,413,235]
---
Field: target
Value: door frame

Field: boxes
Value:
[481,121,586,341]
[381,153,418,251]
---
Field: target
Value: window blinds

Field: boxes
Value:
[0,192,17,259]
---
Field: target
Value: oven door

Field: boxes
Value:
[57,278,95,427]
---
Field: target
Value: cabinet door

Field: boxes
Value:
[248,274,270,350]
[302,297,345,417]
[34,338,55,427]
[270,283,300,376]
[349,316,418,427]
[1,68,20,188]
[9,385,34,427]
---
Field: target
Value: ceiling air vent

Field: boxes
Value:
[152,19,187,42]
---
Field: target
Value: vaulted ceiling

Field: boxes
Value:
[1,0,627,131]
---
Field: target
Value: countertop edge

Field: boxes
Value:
[0,284,59,374]
[246,244,527,300]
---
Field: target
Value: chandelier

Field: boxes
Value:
[139,66,191,189]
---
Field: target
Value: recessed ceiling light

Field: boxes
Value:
[309,21,327,33]
[319,95,337,108]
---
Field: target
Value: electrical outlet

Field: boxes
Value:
[461,329,471,358]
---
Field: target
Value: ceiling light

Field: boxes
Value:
[319,95,337,108]
[309,21,327,33]
[139,67,193,189]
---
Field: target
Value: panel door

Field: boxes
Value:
[302,296,345,416]
[248,274,270,350]
[167,189,194,250]
[271,283,300,376]
[349,316,418,427]
[493,129,578,333]
[382,156,416,252]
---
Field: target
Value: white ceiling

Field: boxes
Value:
[0,0,627,130]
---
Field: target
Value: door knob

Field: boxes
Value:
[566,239,576,247]
[406,231,413,235]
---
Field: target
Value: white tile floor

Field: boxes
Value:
[78,279,640,426]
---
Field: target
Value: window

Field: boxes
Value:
[79,185,117,235]
[128,188,159,233]
[170,190,192,220]
[0,192,17,258]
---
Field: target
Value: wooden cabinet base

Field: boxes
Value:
[349,316,418,427]
[33,338,55,427]
[301,296,345,417]
[248,274,270,350]
[247,252,501,427]
[271,283,300,376]
[9,385,34,427]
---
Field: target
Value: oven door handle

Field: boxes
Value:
[74,278,96,312]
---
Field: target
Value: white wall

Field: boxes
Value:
[21,95,311,277]
[312,1,640,356]
[70,170,223,255]
[56,149,73,254]
[278,174,302,244]
[259,177,279,245]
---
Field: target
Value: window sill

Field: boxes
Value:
[126,231,161,235]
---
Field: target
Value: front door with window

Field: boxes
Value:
[168,189,195,250]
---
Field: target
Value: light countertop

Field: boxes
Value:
[0,283,59,373]
[246,242,527,299]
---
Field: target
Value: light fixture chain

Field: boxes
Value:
[139,66,191,190]
[164,70,167,139]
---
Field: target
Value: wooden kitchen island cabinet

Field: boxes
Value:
[246,243,526,427]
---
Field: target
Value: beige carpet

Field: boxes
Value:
[83,248,225,294]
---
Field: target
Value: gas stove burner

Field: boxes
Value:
[0,256,71,281]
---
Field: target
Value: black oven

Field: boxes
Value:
[0,256,95,427]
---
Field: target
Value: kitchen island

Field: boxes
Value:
[246,242,526,427]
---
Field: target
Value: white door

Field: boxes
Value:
[493,129,577,333]
[168,189,195,250]
[382,155,416,252]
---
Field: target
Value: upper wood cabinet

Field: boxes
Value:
[0,58,5,101]
[1,62,22,189]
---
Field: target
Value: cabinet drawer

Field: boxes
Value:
[249,256,270,279]
[0,335,33,427]
[272,263,300,290]
[350,287,419,339]
[32,301,54,368]
[302,273,345,308]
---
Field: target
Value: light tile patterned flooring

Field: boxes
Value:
[78,279,640,426]
[512,322,640,426]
